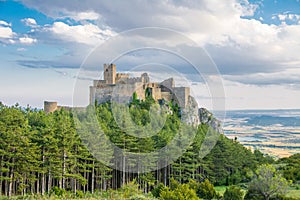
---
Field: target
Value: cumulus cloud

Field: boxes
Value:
[0,20,15,44]
[19,36,37,44]
[18,0,300,87]
[0,20,11,27]
[237,0,259,16]
[0,26,14,38]
[66,11,100,21]
[0,19,14,38]
[277,13,300,22]
[43,21,115,45]
[0,19,38,44]
[21,18,38,27]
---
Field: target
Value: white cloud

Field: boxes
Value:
[0,26,14,38]
[1,0,296,110]
[21,18,38,27]
[276,13,300,23]
[45,21,115,45]
[237,0,259,16]
[67,11,100,21]
[289,14,300,21]
[0,20,14,40]
[18,1,300,83]
[0,19,37,45]
[19,36,37,44]
[0,20,11,27]
[0,21,16,44]
[278,14,287,21]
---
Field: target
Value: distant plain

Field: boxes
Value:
[222,109,300,158]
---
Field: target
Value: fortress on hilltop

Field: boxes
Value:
[44,63,192,113]
[89,63,191,108]
[43,63,222,130]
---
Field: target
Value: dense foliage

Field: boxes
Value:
[223,186,244,200]
[278,154,300,183]
[0,101,277,197]
[245,164,289,200]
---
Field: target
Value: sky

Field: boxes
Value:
[0,0,300,110]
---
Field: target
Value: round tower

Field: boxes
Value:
[44,101,58,113]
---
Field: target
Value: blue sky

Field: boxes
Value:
[246,0,300,24]
[0,0,300,110]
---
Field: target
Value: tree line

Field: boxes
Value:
[0,99,279,197]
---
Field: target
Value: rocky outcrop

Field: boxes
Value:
[198,108,223,134]
[182,95,200,126]
[181,97,223,134]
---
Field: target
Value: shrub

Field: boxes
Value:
[223,186,244,200]
[151,183,165,198]
[50,186,66,197]
[76,190,84,198]
[160,184,199,200]
[197,179,219,199]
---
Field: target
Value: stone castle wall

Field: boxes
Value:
[173,87,190,107]
[89,64,190,108]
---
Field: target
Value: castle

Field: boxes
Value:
[44,63,222,130]
[89,64,191,108]
[45,63,193,116]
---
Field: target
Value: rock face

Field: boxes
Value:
[182,95,200,126]
[182,97,223,134]
[198,108,223,134]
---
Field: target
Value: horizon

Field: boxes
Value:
[1,100,300,112]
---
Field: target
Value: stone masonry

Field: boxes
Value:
[89,64,191,108]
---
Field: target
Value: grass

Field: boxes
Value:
[215,185,300,199]
[1,184,299,199]
[214,186,227,196]
[286,185,300,199]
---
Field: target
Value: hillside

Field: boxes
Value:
[0,100,276,197]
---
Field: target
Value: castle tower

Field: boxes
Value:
[44,101,58,113]
[141,73,150,84]
[104,63,116,84]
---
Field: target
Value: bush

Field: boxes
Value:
[245,164,289,200]
[197,179,219,199]
[129,194,149,200]
[76,190,84,198]
[151,183,165,198]
[50,186,66,197]
[223,186,244,200]
[160,184,199,200]
[244,188,264,200]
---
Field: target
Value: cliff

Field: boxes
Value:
[198,107,223,134]
[182,96,223,134]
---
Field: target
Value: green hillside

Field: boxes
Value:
[0,101,298,199]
